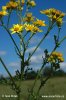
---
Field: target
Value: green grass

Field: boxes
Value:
[0,77,66,100]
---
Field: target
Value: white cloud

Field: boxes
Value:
[60,62,66,71]
[30,37,40,44]
[26,46,45,65]
[8,62,20,67]
[60,62,66,67]
[0,51,6,56]
[26,46,41,53]
[30,53,45,65]
[30,35,52,45]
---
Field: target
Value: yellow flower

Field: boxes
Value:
[52,59,55,63]
[60,13,65,18]
[30,1,36,7]
[48,58,51,62]
[56,18,63,27]
[40,8,65,18]
[6,1,18,9]
[52,52,62,57]
[24,23,34,32]
[48,52,64,63]
[2,6,7,11]
[0,6,8,17]
[50,56,53,59]
[58,56,64,62]
[60,58,64,62]
[23,13,34,22]
[21,0,25,5]
[24,23,42,33]
[40,8,65,27]
[0,11,8,17]
[33,19,46,27]
[10,24,24,34]
[26,13,32,18]
[27,0,36,7]
[2,11,8,15]
[52,15,56,20]
[40,9,50,15]
[48,57,55,63]
[52,52,57,56]
[33,26,42,33]
[23,17,34,22]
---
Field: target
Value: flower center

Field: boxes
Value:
[14,27,19,31]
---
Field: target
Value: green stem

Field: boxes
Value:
[20,37,25,80]
[27,62,45,100]
[33,37,66,100]
[27,24,54,100]
[36,76,50,100]
[59,36,66,45]
[23,32,29,39]
[0,57,15,84]
[2,24,20,55]
[35,47,58,100]
[7,10,12,28]
[26,33,35,47]
[57,27,61,42]
[28,44,59,100]
[27,25,53,61]
[20,60,24,80]
[19,35,25,80]
[0,57,20,99]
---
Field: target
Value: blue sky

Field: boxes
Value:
[0,0,66,76]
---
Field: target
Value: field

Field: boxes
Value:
[0,77,66,100]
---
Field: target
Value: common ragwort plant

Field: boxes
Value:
[0,0,66,100]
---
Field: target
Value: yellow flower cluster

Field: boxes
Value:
[2,6,7,11]
[33,19,46,27]
[24,23,42,33]
[10,24,24,34]
[23,13,34,22]
[10,23,43,34]
[17,0,25,10]
[21,0,25,6]
[48,52,64,63]
[6,1,18,9]
[0,6,8,17]
[27,0,36,7]
[40,8,65,27]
